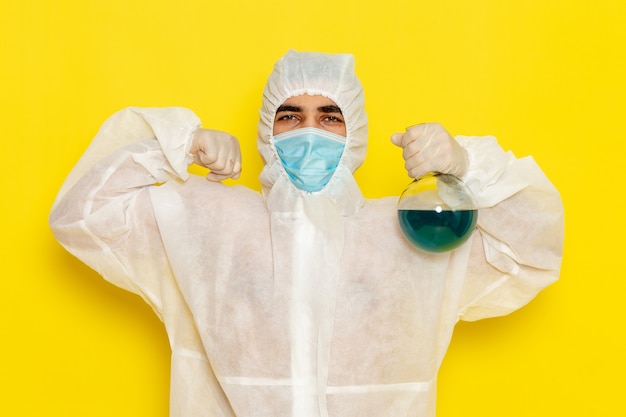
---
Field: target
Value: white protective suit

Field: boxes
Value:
[49,50,564,417]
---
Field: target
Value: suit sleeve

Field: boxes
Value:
[49,107,201,317]
[456,135,564,321]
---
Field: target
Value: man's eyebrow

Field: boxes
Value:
[276,105,301,113]
[319,105,343,114]
[275,104,343,114]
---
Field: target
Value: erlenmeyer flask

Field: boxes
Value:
[398,172,477,253]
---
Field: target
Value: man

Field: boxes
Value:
[50,50,563,417]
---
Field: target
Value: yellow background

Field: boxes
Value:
[1,0,624,415]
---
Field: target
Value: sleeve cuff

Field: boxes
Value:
[129,107,202,180]
[457,135,533,208]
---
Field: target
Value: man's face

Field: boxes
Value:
[273,94,346,137]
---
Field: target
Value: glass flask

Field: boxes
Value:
[398,172,478,253]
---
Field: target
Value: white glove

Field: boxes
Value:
[190,128,242,181]
[391,123,469,179]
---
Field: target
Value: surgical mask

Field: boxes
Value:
[273,127,346,192]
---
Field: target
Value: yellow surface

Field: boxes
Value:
[2,0,624,415]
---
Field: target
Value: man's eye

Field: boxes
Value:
[324,115,344,123]
[278,114,298,121]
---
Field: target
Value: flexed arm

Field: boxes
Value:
[392,124,563,320]
[49,107,241,316]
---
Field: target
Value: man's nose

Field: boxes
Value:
[301,117,321,129]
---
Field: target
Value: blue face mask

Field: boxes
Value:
[273,127,346,192]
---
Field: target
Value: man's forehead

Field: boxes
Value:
[278,95,341,112]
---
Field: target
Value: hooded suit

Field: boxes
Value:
[50,50,563,417]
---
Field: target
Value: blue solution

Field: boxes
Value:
[398,209,477,253]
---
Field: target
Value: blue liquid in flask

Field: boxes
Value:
[398,209,477,253]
